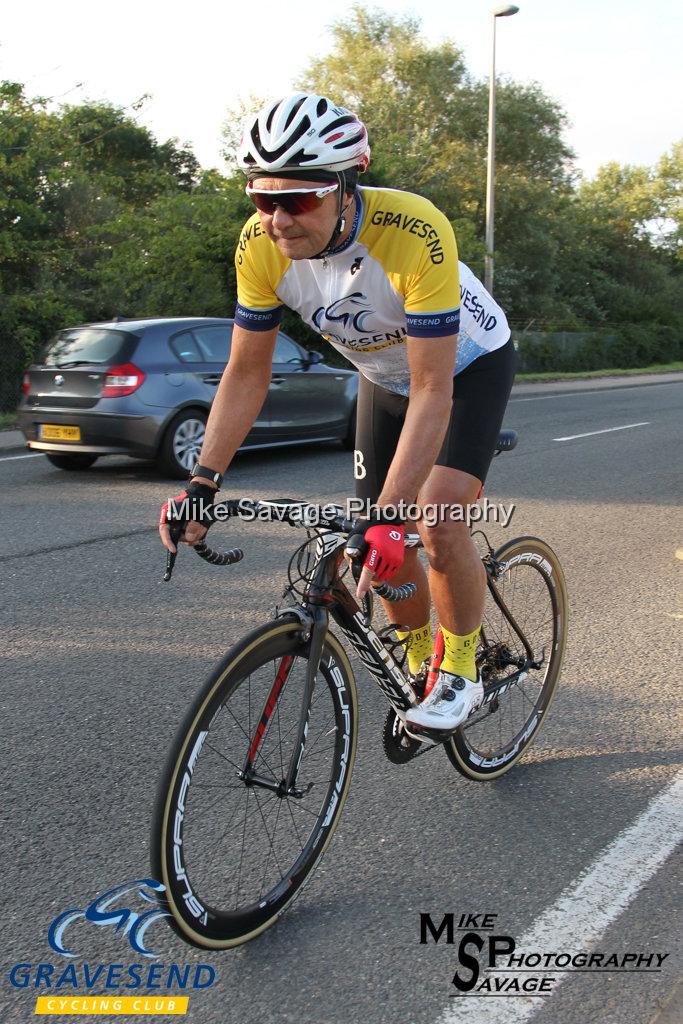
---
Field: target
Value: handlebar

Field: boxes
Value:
[194,542,244,567]
[373,581,417,601]
[162,497,416,602]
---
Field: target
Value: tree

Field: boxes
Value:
[92,170,251,317]
[296,5,575,316]
[0,82,204,409]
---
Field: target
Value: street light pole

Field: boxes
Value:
[484,4,519,296]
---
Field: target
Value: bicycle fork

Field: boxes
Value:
[239,607,327,799]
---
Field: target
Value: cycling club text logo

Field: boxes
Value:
[313,292,375,333]
[48,879,171,960]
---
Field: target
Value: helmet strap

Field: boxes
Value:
[312,172,355,261]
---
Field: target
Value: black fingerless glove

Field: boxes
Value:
[159,480,217,530]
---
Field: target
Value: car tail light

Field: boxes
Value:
[101,363,146,398]
[22,371,30,395]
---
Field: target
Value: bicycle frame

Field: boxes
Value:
[269,531,541,791]
[188,499,545,793]
[264,530,419,794]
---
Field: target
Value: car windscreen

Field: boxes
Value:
[43,329,138,368]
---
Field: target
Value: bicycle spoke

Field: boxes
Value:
[252,787,287,890]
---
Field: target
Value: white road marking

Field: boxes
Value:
[0,452,43,462]
[439,771,683,1024]
[553,421,649,441]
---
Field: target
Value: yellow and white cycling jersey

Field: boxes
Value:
[235,185,510,396]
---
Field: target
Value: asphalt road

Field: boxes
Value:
[2,377,682,1024]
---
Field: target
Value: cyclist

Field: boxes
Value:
[159,92,516,735]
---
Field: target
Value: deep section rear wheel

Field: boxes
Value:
[446,536,567,780]
[152,616,357,948]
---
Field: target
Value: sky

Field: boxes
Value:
[1,0,681,180]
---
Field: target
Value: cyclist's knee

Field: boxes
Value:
[419,517,473,573]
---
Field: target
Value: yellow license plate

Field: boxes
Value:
[40,424,82,442]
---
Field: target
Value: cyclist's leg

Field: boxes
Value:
[418,337,516,676]
[418,466,486,635]
[354,375,431,634]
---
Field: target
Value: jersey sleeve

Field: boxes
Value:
[234,214,286,332]
[403,208,460,338]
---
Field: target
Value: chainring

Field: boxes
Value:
[382,708,427,764]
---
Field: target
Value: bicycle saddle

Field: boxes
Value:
[495,430,518,453]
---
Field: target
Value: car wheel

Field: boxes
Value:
[159,409,207,479]
[341,401,357,451]
[45,453,99,471]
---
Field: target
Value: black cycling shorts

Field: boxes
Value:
[354,336,516,502]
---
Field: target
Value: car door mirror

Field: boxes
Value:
[303,350,323,368]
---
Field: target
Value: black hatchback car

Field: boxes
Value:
[18,318,358,477]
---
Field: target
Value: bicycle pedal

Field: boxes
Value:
[382,709,433,762]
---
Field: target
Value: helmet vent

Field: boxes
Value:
[334,130,366,150]
[284,96,307,131]
[320,115,354,136]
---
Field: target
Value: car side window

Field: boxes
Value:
[193,325,233,362]
[170,331,203,362]
[273,334,302,364]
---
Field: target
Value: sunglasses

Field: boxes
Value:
[245,182,338,216]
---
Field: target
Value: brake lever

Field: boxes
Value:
[163,522,184,582]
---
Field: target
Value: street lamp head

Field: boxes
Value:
[493,4,519,15]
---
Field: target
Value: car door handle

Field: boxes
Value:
[271,376,286,385]
[202,374,222,386]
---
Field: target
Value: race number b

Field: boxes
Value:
[353,450,366,480]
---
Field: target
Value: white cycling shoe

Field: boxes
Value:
[405,670,484,735]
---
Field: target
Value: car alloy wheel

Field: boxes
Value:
[172,417,206,472]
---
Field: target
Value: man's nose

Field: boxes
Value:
[271,205,295,230]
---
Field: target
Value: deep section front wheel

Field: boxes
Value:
[151,616,358,948]
[445,536,568,780]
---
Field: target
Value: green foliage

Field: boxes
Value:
[0,82,207,408]
[91,171,251,318]
[517,325,681,373]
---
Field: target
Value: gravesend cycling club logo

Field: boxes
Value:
[7,878,217,1016]
[420,911,671,999]
[313,292,375,333]
[48,879,170,958]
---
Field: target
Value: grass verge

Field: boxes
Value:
[0,412,18,431]
[516,362,683,383]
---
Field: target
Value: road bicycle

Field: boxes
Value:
[151,431,568,949]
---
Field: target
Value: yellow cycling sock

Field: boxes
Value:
[395,622,433,676]
[439,625,481,682]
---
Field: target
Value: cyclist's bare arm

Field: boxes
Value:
[159,324,278,552]
[376,333,457,509]
[195,324,278,478]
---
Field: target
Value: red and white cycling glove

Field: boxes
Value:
[345,514,405,582]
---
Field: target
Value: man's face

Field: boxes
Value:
[249,177,341,260]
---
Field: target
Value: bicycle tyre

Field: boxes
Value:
[445,536,568,780]
[151,615,358,948]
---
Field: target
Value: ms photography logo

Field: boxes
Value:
[8,879,216,1017]
[420,912,670,999]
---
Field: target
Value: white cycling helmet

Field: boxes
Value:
[237,93,370,175]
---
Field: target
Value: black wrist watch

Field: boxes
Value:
[189,463,223,488]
